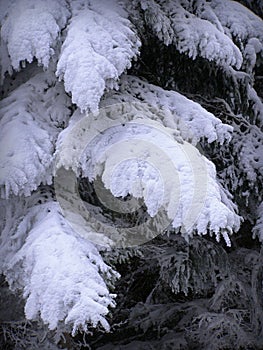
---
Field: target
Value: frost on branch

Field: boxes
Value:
[211,0,263,74]
[211,0,263,44]
[219,116,263,200]
[188,312,252,350]
[248,85,263,127]
[253,202,263,243]
[132,0,242,68]
[0,190,118,336]
[104,78,257,234]
[155,236,229,296]
[103,75,233,145]
[0,70,72,198]
[233,122,263,185]
[57,102,240,245]
[0,0,70,72]
[56,0,140,112]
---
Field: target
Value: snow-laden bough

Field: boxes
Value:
[54,102,239,248]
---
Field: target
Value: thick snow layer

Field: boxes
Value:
[56,102,240,245]
[211,0,263,43]
[136,0,242,68]
[56,0,140,112]
[0,192,118,335]
[0,0,70,70]
[0,70,72,198]
[103,75,233,145]
[211,0,263,74]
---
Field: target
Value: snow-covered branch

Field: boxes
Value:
[56,0,140,112]
[0,190,119,335]
[0,70,72,198]
[0,0,70,72]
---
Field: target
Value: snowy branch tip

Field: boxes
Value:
[54,102,240,248]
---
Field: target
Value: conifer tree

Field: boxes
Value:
[0,0,262,348]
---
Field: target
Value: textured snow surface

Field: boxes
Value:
[56,0,140,112]
[221,117,263,198]
[135,0,243,68]
[103,75,233,145]
[211,0,263,43]
[234,123,263,184]
[211,0,263,74]
[57,102,240,245]
[0,70,72,198]
[0,0,70,70]
[0,192,118,335]
[0,0,261,339]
